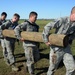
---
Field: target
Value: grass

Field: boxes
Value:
[0,19,75,75]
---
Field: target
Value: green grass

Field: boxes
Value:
[0,19,75,75]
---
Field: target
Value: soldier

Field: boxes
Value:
[42,6,75,75]
[0,13,20,71]
[14,11,40,75]
[0,12,7,52]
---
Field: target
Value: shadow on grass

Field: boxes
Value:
[18,64,24,71]
[39,53,49,60]
[16,59,26,63]
[15,53,25,58]
[39,48,47,52]
[73,55,75,60]
[15,53,26,64]
[0,57,4,59]
[35,67,48,75]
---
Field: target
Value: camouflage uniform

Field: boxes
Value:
[0,19,6,60]
[14,20,40,74]
[42,17,75,75]
[0,20,18,65]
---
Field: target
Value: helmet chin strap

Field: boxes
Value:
[70,14,75,22]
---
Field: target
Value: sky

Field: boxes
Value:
[0,0,75,19]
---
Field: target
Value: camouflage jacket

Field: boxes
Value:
[14,20,39,46]
[42,17,75,51]
[0,20,18,38]
[0,19,6,25]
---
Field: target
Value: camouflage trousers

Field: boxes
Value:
[23,43,40,74]
[1,38,15,65]
[47,45,75,75]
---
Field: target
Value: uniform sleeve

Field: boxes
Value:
[0,20,12,30]
[42,18,63,43]
[67,25,75,44]
[14,22,27,40]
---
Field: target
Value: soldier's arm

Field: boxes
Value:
[42,18,63,43]
[0,20,12,30]
[14,22,27,40]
